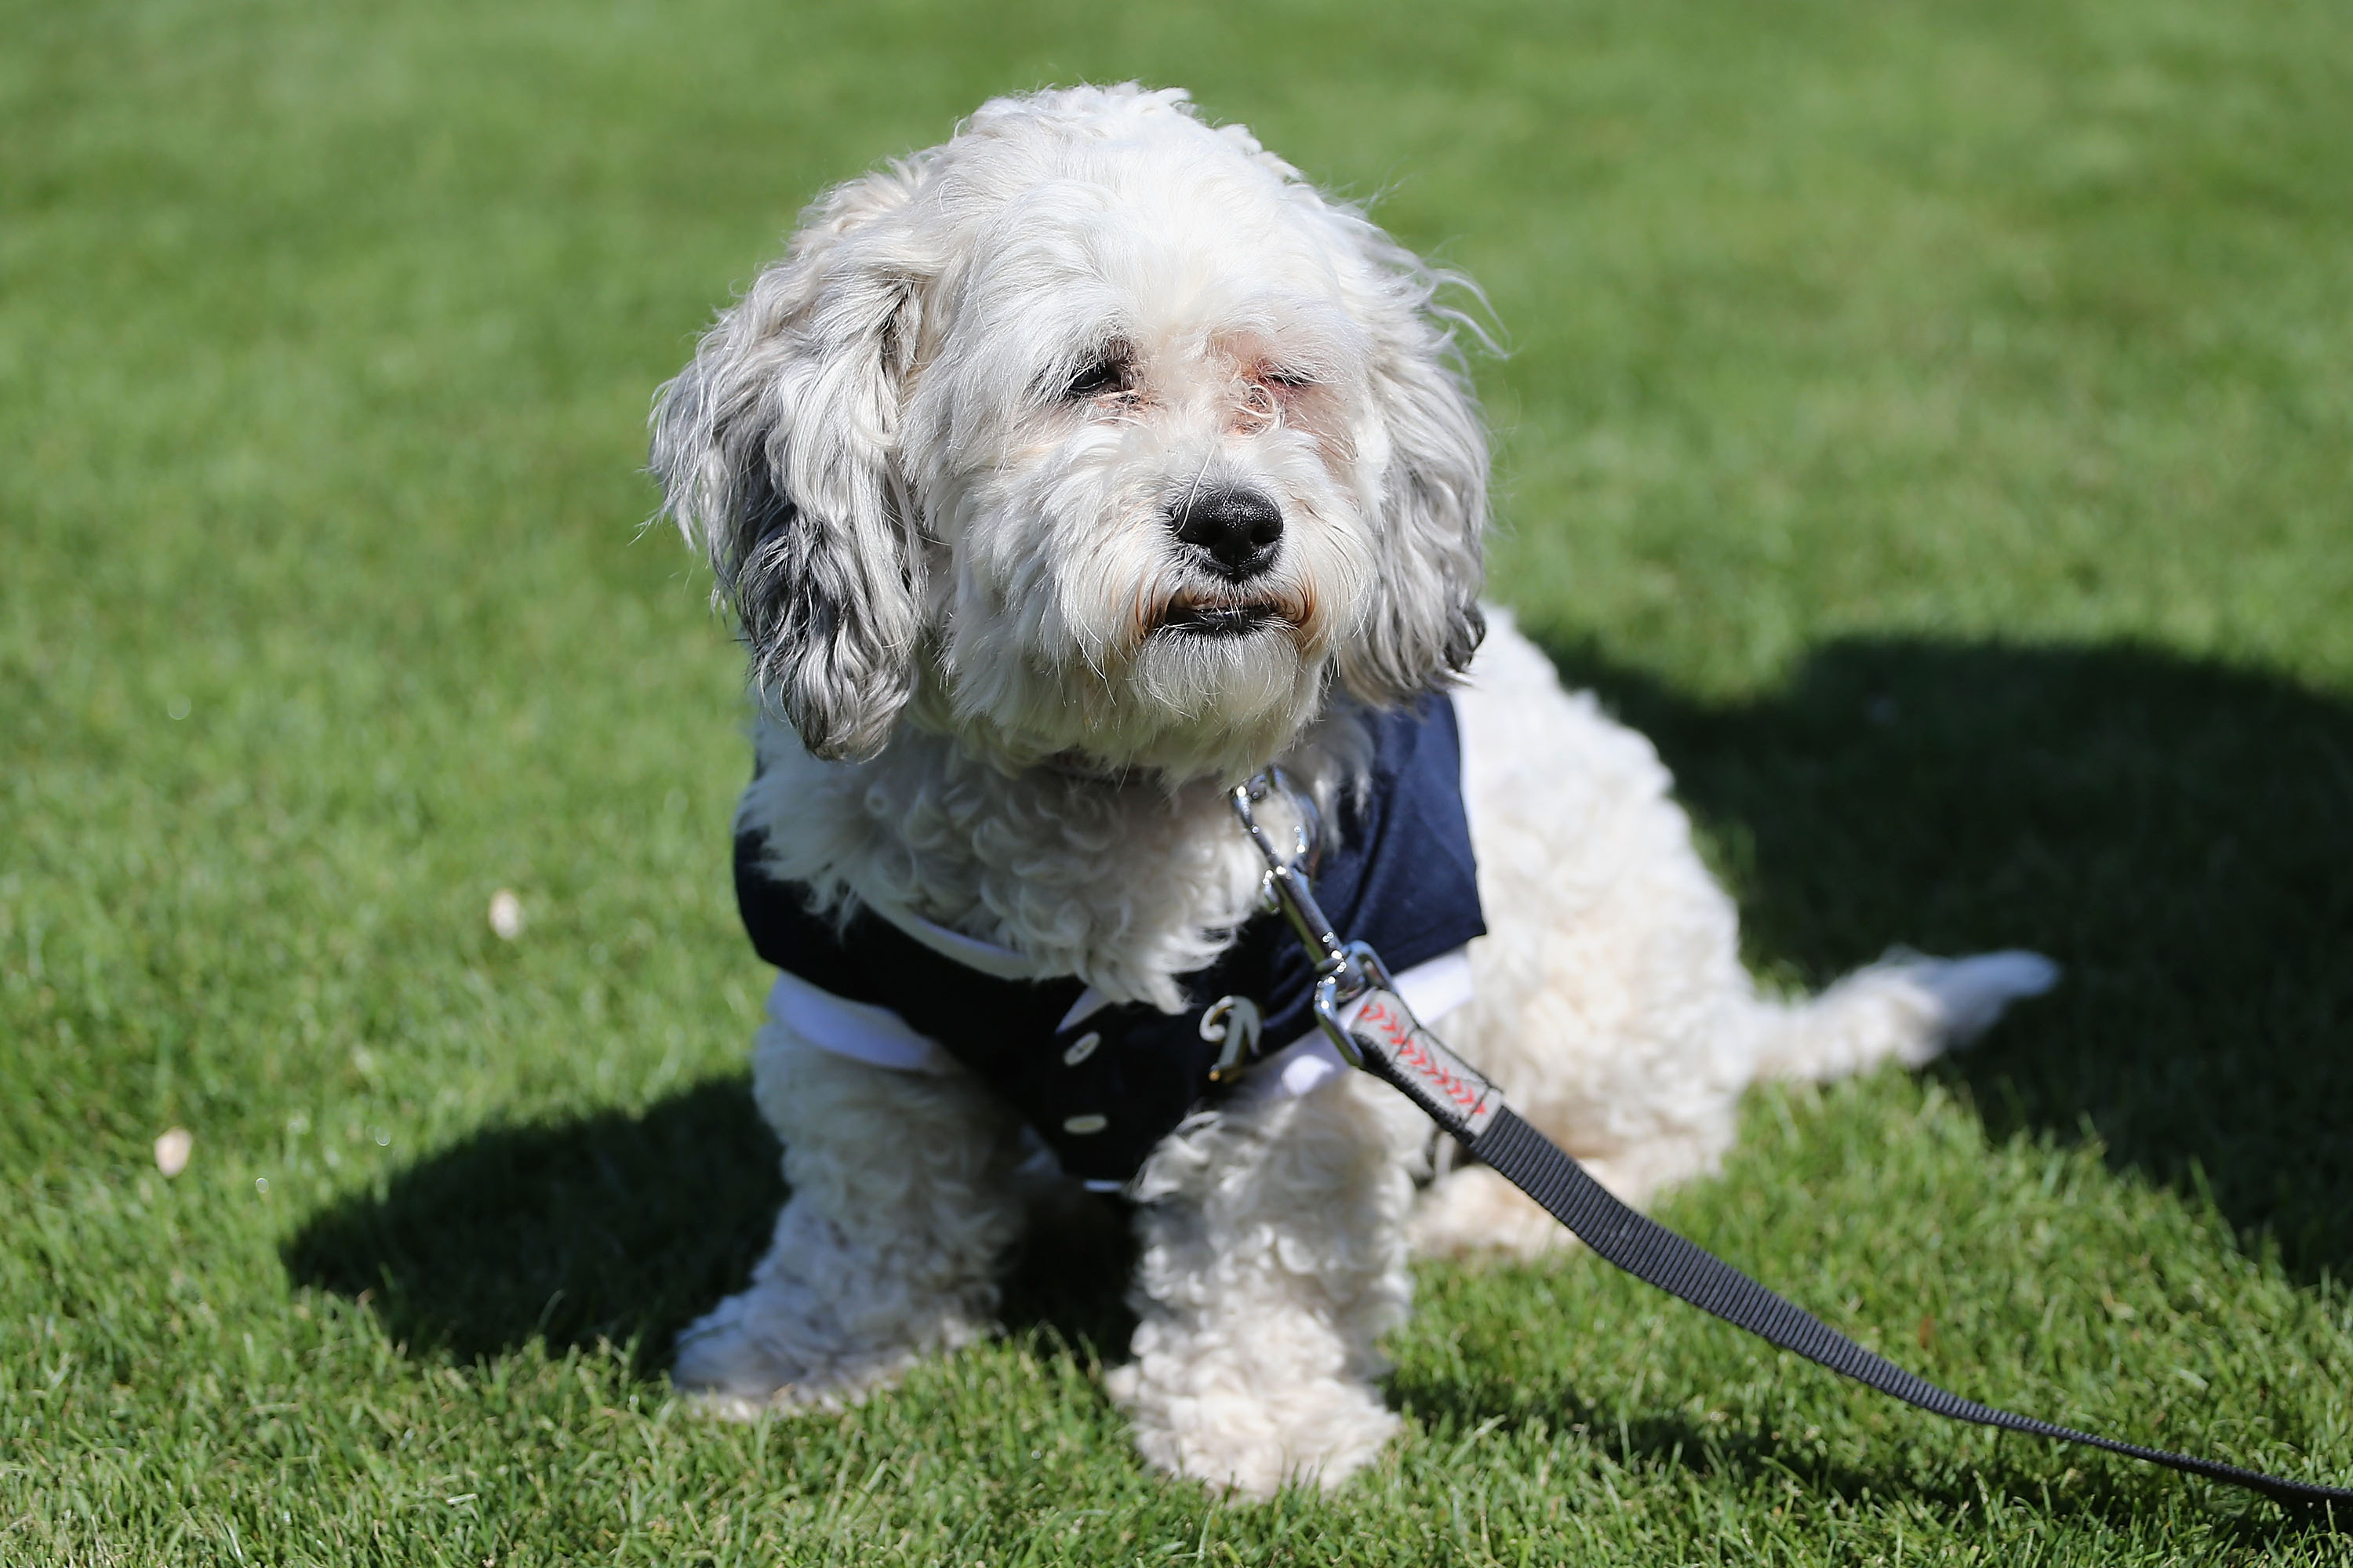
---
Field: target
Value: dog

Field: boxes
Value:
[646,82,2056,1499]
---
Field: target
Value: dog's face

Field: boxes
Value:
[653,85,1487,780]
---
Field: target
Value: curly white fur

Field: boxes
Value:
[650,84,2057,1499]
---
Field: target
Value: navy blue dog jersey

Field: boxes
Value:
[734,694,1486,1184]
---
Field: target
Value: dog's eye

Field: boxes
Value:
[1064,358,1125,400]
[1262,367,1314,391]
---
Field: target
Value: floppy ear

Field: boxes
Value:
[1334,236,1491,705]
[650,166,929,761]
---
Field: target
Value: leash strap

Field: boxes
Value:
[1347,981,2353,1514]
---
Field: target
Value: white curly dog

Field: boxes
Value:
[648,83,2054,1499]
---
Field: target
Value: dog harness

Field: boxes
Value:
[733,693,1487,1185]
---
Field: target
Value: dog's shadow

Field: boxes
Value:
[283,1081,783,1367]
[1539,632,2353,1282]
[284,634,2353,1373]
[280,1079,1136,1369]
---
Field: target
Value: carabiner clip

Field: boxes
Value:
[1231,771,1377,1065]
[1230,770,1339,966]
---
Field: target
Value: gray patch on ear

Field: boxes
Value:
[728,453,913,761]
[1443,598,1487,676]
[648,165,933,761]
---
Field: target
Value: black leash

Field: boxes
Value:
[1468,1108,2349,1512]
[1229,773,2351,1521]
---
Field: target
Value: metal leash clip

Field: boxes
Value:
[1231,769,1504,1133]
[1229,771,1402,1074]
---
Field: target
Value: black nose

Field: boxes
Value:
[1170,486,1283,578]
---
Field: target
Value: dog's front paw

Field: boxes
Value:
[671,1283,965,1417]
[1108,1352,1400,1500]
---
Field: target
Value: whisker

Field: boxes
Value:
[1175,441,1217,535]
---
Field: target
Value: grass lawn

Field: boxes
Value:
[5,0,2351,1561]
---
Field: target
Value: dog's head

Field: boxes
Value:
[652,84,1487,780]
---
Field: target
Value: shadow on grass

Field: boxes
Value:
[282,1079,786,1368]
[1533,633,2353,1281]
[282,1076,1137,1370]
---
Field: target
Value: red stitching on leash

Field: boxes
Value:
[1359,999,1482,1112]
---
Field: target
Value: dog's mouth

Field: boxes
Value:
[1157,601,1285,638]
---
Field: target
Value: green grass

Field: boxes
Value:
[5,0,2351,1561]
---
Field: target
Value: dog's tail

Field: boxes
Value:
[1752,950,2060,1085]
